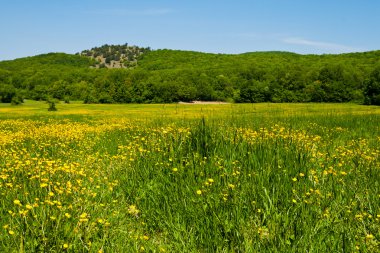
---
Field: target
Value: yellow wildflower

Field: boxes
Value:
[79,213,89,222]
[13,199,21,206]
[128,205,140,216]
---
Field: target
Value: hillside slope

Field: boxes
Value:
[0,53,94,71]
[1,46,380,104]
[138,49,380,72]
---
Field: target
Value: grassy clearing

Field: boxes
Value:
[0,101,379,252]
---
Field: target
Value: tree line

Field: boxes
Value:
[0,48,380,105]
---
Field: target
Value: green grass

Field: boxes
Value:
[0,101,379,252]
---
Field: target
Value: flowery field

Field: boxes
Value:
[0,102,379,252]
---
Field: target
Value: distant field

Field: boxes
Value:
[0,101,379,252]
[1,100,380,119]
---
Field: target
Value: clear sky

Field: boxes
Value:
[1,0,379,60]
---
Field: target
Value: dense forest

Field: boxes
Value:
[1,44,380,105]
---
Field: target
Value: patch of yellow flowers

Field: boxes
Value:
[0,116,379,251]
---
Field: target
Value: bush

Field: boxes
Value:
[11,95,23,105]
[0,84,16,103]
[47,98,58,111]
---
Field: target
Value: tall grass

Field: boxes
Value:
[0,102,379,252]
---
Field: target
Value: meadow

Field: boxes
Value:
[0,101,379,252]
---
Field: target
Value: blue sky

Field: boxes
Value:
[1,0,379,60]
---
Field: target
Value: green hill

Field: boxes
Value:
[138,49,380,72]
[0,53,94,71]
[1,46,380,104]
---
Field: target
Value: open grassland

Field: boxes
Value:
[0,101,380,252]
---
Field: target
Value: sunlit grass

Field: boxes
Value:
[0,101,379,252]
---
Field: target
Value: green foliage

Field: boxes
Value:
[190,117,215,157]
[63,96,70,104]
[1,47,380,104]
[0,83,17,103]
[98,92,113,104]
[0,53,94,71]
[364,65,380,105]
[46,97,58,111]
[11,94,23,105]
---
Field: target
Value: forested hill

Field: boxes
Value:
[1,46,380,105]
[0,53,95,71]
[138,50,380,72]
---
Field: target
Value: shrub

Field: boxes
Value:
[11,95,23,105]
[47,98,58,111]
